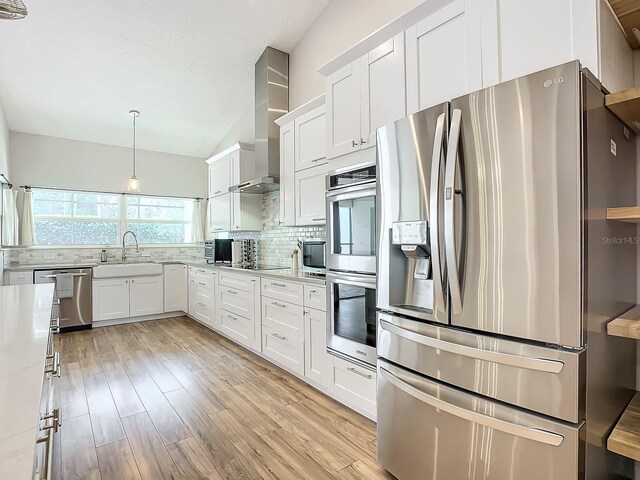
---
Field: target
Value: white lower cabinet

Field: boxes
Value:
[263,325,305,375]
[327,354,377,420]
[220,309,254,348]
[93,275,164,322]
[164,264,188,312]
[188,267,217,329]
[93,278,130,321]
[217,272,260,352]
[129,276,164,317]
[304,307,327,386]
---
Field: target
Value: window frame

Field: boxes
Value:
[29,188,200,248]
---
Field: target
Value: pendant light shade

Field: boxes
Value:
[127,110,141,192]
[0,0,27,20]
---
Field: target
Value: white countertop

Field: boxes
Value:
[0,284,55,480]
[5,262,98,272]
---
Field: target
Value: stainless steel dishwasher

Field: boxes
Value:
[34,267,93,331]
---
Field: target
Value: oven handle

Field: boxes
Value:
[379,365,565,447]
[326,185,377,203]
[326,271,377,289]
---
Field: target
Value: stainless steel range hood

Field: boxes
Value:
[230,47,288,194]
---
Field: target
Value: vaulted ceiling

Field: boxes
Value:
[0,0,330,157]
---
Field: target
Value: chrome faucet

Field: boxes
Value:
[121,230,139,262]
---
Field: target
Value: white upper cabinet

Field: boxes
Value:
[406,0,482,114]
[326,63,362,159]
[295,105,327,171]
[279,121,295,227]
[360,33,406,148]
[295,164,330,226]
[326,33,406,159]
[206,143,255,198]
[208,194,232,233]
[208,192,261,233]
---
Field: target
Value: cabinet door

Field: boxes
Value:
[305,308,327,386]
[295,105,327,171]
[406,0,482,115]
[279,121,296,226]
[360,33,406,148]
[327,354,376,420]
[208,194,232,233]
[209,155,231,197]
[188,279,196,316]
[326,62,361,159]
[93,278,130,322]
[232,193,262,231]
[129,276,164,317]
[164,264,188,313]
[295,165,329,226]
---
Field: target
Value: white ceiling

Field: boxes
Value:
[0,0,330,158]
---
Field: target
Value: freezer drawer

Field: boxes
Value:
[377,359,584,480]
[377,312,584,423]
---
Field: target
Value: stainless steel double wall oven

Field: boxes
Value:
[326,162,378,366]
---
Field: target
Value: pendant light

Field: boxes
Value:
[0,0,28,20]
[127,110,141,192]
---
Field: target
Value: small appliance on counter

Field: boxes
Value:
[204,240,215,263]
[301,238,326,275]
[231,239,256,268]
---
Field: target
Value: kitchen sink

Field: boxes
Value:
[93,262,163,279]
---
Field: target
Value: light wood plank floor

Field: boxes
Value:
[53,316,394,480]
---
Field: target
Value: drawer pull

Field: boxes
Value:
[198,282,206,286]
[272,301,287,308]
[45,351,61,377]
[40,408,61,432]
[312,218,325,222]
[270,282,286,288]
[309,289,317,294]
[227,289,238,295]
[226,314,239,321]
[271,332,287,341]
[50,318,60,333]
[52,298,61,305]
[347,367,372,379]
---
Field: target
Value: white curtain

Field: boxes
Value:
[191,199,204,243]
[1,187,19,246]
[20,188,36,246]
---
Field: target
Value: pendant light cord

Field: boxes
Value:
[132,114,136,177]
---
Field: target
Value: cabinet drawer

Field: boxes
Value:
[262,325,304,375]
[262,299,304,339]
[329,354,376,419]
[8,270,33,285]
[189,266,216,282]
[303,284,326,311]
[219,309,253,348]
[219,272,257,292]
[261,278,304,305]
[194,278,214,301]
[219,286,254,320]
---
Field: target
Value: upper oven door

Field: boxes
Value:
[326,183,377,274]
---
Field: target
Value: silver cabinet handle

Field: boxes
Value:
[311,158,321,163]
[347,366,372,379]
[430,112,446,314]
[227,314,239,322]
[360,137,367,145]
[444,108,463,314]
[40,408,61,432]
[50,318,60,333]
[52,298,60,305]
[198,282,206,286]
[227,290,238,295]
[45,351,61,377]
[379,366,564,447]
[312,218,325,222]
[379,318,564,373]
[213,190,222,195]
[36,426,55,480]
[309,289,317,294]
[270,282,286,288]
[352,140,358,147]
[271,332,287,341]
[272,301,287,308]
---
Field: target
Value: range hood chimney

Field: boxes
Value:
[230,47,288,194]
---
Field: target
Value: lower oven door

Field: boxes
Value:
[327,272,377,366]
[377,359,584,480]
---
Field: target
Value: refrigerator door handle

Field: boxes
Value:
[379,318,565,373]
[379,366,565,447]
[429,112,446,314]
[444,108,463,314]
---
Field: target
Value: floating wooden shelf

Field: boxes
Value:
[607,306,640,339]
[608,392,640,461]
[607,0,640,49]
[606,206,640,223]
[605,87,640,134]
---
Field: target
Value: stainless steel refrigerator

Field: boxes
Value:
[376,61,637,479]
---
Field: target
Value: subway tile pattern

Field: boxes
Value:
[228,191,325,268]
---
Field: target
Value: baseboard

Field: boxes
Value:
[93,311,186,327]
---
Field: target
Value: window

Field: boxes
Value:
[126,195,194,244]
[31,188,197,246]
[33,190,120,245]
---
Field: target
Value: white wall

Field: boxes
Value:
[9,132,207,198]
[0,97,8,176]
[213,102,255,154]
